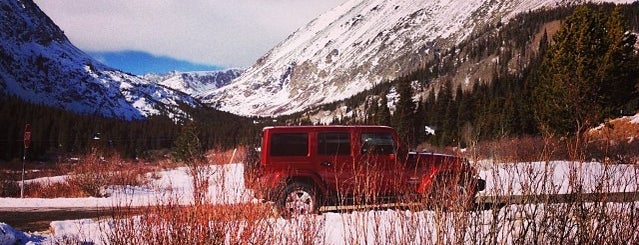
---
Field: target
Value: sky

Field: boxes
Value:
[33,0,348,75]
[86,50,223,75]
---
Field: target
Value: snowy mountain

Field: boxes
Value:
[143,69,243,99]
[204,0,636,116]
[0,0,201,120]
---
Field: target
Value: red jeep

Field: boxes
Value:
[251,125,485,216]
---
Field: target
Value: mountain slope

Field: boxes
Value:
[143,69,243,99]
[0,0,200,120]
[204,0,635,116]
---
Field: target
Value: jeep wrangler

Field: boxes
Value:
[250,125,485,217]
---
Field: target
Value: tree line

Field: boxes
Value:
[0,96,262,162]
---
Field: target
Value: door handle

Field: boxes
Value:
[320,161,333,167]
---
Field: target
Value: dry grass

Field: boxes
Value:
[1,147,250,198]
[7,151,158,198]
[107,202,277,245]
[65,152,152,197]
[23,181,88,198]
[22,145,639,244]
[587,117,639,164]
[204,147,248,165]
[588,116,639,143]
[96,141,639,244]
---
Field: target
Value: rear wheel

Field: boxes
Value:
[278,182,319,218]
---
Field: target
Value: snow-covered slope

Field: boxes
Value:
[0,0,201,120]
[204,0,636,116]
[143,69,243,99]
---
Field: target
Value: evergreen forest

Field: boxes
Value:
[0,96,263,161]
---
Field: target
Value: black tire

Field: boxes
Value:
[277,182,320,218]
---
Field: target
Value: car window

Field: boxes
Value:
[270,133,308,156]
[361,132,396,155]
[318,132,351,156]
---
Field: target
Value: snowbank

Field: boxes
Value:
[0,223,43,245]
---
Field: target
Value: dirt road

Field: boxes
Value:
[0,207,110,232]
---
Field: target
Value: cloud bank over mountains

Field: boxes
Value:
[33,0,348,68]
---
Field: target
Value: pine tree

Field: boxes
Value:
[414,98,428,144]
[172,121,203,163]
[365,98,379,124]
[376,94,392,126]
[599,6,639,116]
[434,81,453,145]
[393,80,417,147]
[532,5,637,136]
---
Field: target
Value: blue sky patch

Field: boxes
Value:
[88,50,222,75]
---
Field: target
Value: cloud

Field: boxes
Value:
[33,0,347,68]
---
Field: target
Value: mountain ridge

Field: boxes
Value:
[143,69,243,99]
[0,0,201,120]
[204,0,636,117]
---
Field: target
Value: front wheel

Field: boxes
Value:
[277,182,319,218]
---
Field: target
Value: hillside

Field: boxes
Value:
[204,0,636,117]
[278,3,639,148]
[0,0,200,120]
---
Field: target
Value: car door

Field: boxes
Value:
[313,130,356,201]
[358,130,405,197]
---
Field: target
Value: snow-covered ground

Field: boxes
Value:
[1,164,253,209]
[1,161,638,244]
[478,160,639,195]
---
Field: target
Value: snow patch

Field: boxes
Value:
[630,113,639,124]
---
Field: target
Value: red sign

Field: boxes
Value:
[24,124,31,149]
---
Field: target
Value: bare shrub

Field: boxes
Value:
[474,136,571,162]
[0,179,19,197]
[23,180,87,198]
[65,151,151,197]
[467,135,639,244]
[14,154,158,198]
[242,146,261,191]
[187,147,251,206]
[107,189,280,244]
[205,147,247,165]
[586,136,639,165]
[103,136,639,244]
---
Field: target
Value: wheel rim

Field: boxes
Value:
[285,189,315,215]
